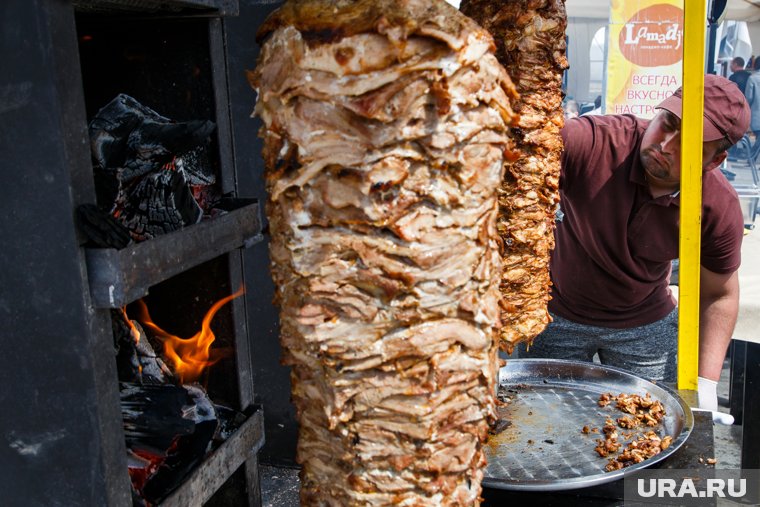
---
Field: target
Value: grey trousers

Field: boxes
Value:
[522,309,678,382]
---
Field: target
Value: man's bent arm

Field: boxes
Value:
[699,267,740,380]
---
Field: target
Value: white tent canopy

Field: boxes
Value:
[723,0,760,22]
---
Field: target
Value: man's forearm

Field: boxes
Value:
[699,292,739,381]
[699,301,737,380]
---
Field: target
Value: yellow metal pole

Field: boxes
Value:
[678,0,707,391]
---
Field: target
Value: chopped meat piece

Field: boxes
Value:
[605,459,624,472]
[592,391,674,472]
[582,425,590,434]
[251,0,515,504]
[602,392,667,424]
[603,427,671,471]
[460,0,568,352]
[617,416,639,429]
[594,436,621,457]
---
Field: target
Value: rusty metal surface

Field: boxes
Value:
[85,198,261,308]
[484,359,693,491]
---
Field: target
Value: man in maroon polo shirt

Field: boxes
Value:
[528,74,750,412]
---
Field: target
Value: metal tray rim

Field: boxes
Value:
[484,358,694,492]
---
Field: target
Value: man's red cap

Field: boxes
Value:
[656,74,750,146]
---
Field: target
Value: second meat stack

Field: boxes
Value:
[250,0,516,504]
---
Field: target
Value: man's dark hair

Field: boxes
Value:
[733,56,746,68]
[753,57,760,71]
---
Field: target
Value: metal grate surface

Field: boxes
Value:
[484,359,693,491]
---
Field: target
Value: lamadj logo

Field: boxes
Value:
[637,477,746,498]
[618,3,684,67]
[624,469,760,506]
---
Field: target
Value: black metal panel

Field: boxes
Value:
[229,250,256,408]
[741,342,760,473]
[210,18,238,194]
[72,0,238,16]
[223,0,298,466]
[729,339,746,424]
[0,1,131,505]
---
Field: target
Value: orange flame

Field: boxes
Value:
[120,307,141,344]
[131,286,245,384]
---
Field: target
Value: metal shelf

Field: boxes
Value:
[85,198,262,308]
[161,408,265,507]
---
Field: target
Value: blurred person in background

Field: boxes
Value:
[743,57,760,148]
[728,56,751,95]
[563,99,580,119]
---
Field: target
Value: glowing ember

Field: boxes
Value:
[131,287,244,383]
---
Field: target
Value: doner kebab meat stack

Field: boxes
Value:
[249,0,517,504]
[461,0,568,352]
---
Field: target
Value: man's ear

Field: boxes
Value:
[704,150,727,172]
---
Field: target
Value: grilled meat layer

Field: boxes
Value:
[460,0,568,352]
[251,0,516,504]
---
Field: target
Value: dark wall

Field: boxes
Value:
[223,0,298,466]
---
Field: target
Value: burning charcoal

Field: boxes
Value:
[127,449,155,506]
[113,309,172,384]
[119,169,203,241]
[212,404,248,443]
[177,145,221,212]
[175,145,215,186]
[76,203,133,249]
[88,93,217,242]
[121,382,218,504]
[89,94,215,185]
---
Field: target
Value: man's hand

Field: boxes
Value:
[697,376,718,411]
[696,376,735,424]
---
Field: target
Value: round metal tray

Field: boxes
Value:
[483,358,693,491]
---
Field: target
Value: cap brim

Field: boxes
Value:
[656,94,724,142]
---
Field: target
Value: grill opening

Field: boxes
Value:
[74,5,262,506]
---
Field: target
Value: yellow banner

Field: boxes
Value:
[606,0,685,118]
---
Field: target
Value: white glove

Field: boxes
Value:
[697,376,718,411]
[695,376,734,424]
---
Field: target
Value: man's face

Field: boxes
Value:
[639,109,728,190]
[731,61,741,73]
